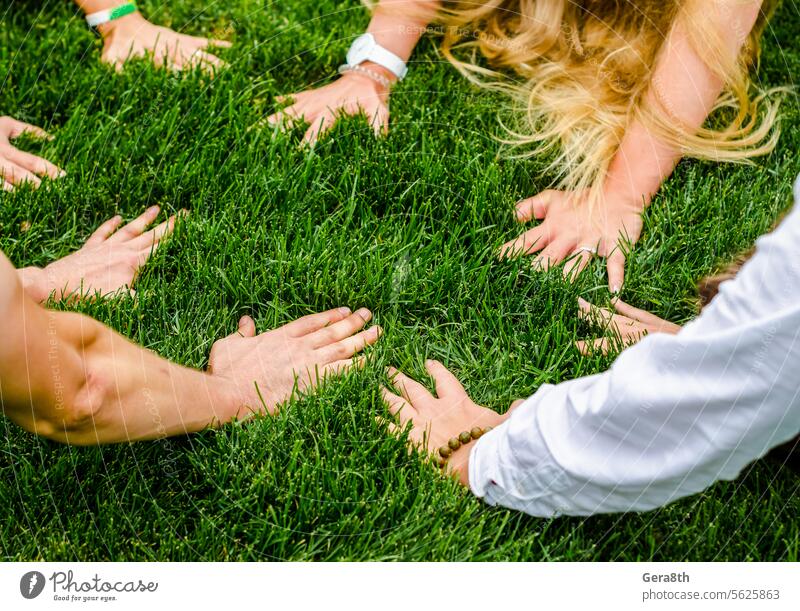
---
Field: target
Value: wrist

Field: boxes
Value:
[340,62,395,98]
[17,266,49,303]
[95,10,145,38]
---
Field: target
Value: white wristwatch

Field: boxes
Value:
[340,33,408,81]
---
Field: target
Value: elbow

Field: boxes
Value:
[32,366,112,445]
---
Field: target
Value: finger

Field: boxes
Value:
[612,298,666,326]
[320,326,382,361]
[2,180,13,191]
[229,315,257,339]
[515,190,555,222]
[607,249,626,295]
[266,103,307,129]
[132,213,180,251]
[190,50,227,72]
[108,206,160,242]
[301,109,337,147]
[577,297,637,331]
[532,237,573,271]
[386,367,432,407]
[203,38,233,49]
[562,249,593,282]
[381,386,417,422]
[368,102,390,137]
[85,215,123,246]
[424,359,465,400]
[577,297,614,326]
[376,415,402,438]
[283,307,353,337]
[1,163,42,187]
[4,148,64,179]
[575,338,611,356]
[321,354,366,377]
[6,118,51,140]
[308,307,372,348]
[499,224,551,259]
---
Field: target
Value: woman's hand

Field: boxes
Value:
[98,13,231,72]
[575,296,681,355]
[500,188,645,292]
[208,308,382,414]
[380,360,508,486]
[18,206,179,302]
[0,116,64,190]
[267,66,393,146]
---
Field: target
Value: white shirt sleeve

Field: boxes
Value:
[469,175,800,517]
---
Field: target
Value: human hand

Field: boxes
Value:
[500,188,645,292]
[97,12,231,72]
[380,360,508,487]
[0,116,64,190]
[19,206,179,302]
[575,296,681,355]
[267,65,393,146]
[208,307,382,415]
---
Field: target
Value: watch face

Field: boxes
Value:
[347,33,375,65]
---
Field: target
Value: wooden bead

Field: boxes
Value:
[438,446,452,458]
[470,427,483,439]
[483,426,492,433]
[448,438,461,451]
[435,456,447,468]
[459,431,472,444]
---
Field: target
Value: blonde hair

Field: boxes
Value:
[371,1,784,202]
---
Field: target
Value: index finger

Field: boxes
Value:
[132,214,179,251]
[108,206,160,242]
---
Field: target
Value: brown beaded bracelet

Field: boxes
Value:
[434,426,492,468]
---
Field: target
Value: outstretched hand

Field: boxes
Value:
[98,13,231,73]
[500,188,645,292]
[267,70,391,146]
[575,296,681,355]
[19,206,180,302]
[380,360,508,486]
[0,116,64,190]
[208,307,382,414]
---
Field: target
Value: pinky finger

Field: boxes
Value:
[574,338,611,356]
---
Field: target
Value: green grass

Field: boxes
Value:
[1,0,800,561]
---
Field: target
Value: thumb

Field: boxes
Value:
[234,315,256,338]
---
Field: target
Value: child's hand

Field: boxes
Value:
[267,66,393,146]
[98,12,231,73]
[575,297,681,355]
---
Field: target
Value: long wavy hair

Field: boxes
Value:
[369,0,783,203]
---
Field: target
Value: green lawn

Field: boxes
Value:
[1,0,799,561]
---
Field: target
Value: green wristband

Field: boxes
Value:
[85,2,137,30]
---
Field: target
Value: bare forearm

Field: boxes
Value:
[605,0,763,206]
[366,0,439,60]
[4,298,241,445]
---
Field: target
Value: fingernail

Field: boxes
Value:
[338,307,351,315]
[371,326,382,337]
[58,170,67,178]
[611,285,620,294]
[356,307,371,320]
[149,205,159,213]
